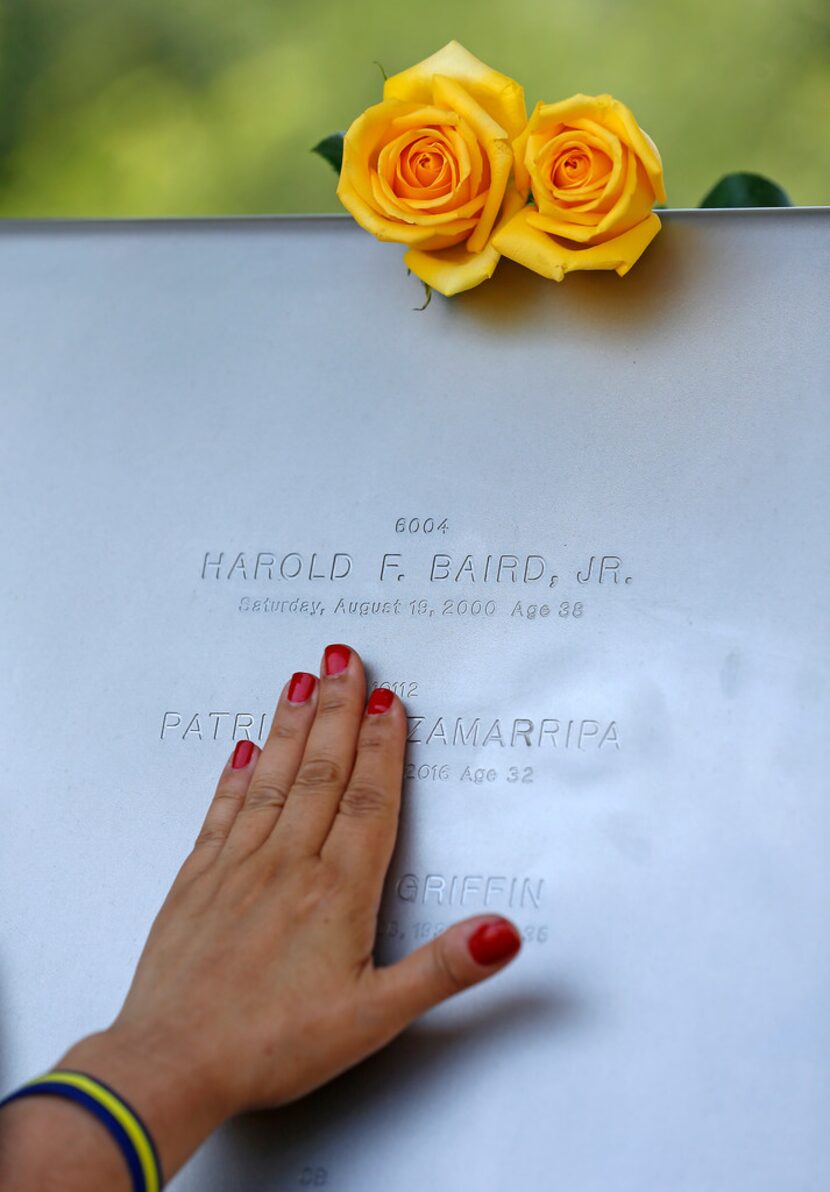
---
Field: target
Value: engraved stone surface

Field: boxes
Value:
[0,211,828,1190]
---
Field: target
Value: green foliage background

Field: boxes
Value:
[0,0,827,216]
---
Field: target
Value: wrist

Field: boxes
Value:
[59,1019,231,1181]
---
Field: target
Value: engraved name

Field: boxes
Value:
[395,873,544,909]
[159,711,620,749]
[202,552,352,581]
[406,716,620,750]
[201,551,632,587]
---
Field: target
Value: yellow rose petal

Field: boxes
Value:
[530,94,665,203]
[591,152,656,238]
[389,127,479,211]
[386,106,461,133]
[339,98,485,243]
[511,113,535,198]
[371,169,485,224]
[526,149,651,242]
[404,185,526,297]
[403,240,501,296]
[377,127,476,215]
[527,116,626,221]
[526,208,607,243]
[381,126,458,193]
[549,120,624,211]
[492,206,662,279]
[603,99,665,204]
[431,74,512,254]
[338,173,473,246]
[411,229,473,252]
[609,213,662,275]
[339,100,427,209]
[384,40,527,141]
[531,127,621,219]
[454,117,486,196]
[490,205,570,280]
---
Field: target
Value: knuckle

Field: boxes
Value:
[192,789,240,848]
[316,692,351,717]
[357,730,387,753]
[268,720,301,744]
[339,780,389,819]
[193,826,227,850]
[211,787,241,811]
[293,755,345,792]
[244,777,290,813]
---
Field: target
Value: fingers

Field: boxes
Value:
[182,739,261,875]
[371,917,522,1034]
[321,686,407,896]
[221,672,319,858]
[190,645,406,881]
[269,645,367,855]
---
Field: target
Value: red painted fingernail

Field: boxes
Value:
[467,920,522,966]
[288,672,317,704]
[232,740,255,769]
[367,687,395,715]
[324,644,351,676]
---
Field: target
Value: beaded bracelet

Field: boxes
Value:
[0,1069,163,1192]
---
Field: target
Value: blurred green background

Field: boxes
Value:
[0,0,827,216]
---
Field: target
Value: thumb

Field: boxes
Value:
[374,916,522,1031]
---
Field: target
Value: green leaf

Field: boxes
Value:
[699,172,792,208]
[312,132,344,175]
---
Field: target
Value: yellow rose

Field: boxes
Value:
[492,94,666,280]
[337,41,528,296]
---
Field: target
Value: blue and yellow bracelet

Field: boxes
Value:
[0,1069,164,1192]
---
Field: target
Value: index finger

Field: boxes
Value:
[321,686,407,893]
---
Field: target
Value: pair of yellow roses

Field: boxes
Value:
[337,42,666,297]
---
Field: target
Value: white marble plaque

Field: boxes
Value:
[0,211,828,1190]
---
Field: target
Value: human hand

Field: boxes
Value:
[50,644,521,1182]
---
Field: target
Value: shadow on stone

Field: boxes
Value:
[445,213,708,343]
[214,984,586,1183]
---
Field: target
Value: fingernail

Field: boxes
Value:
[232,740,255,770]
[288,672,317,704]
[467,920,522,966]
[367,687,395,715]
[324,644,351,676]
